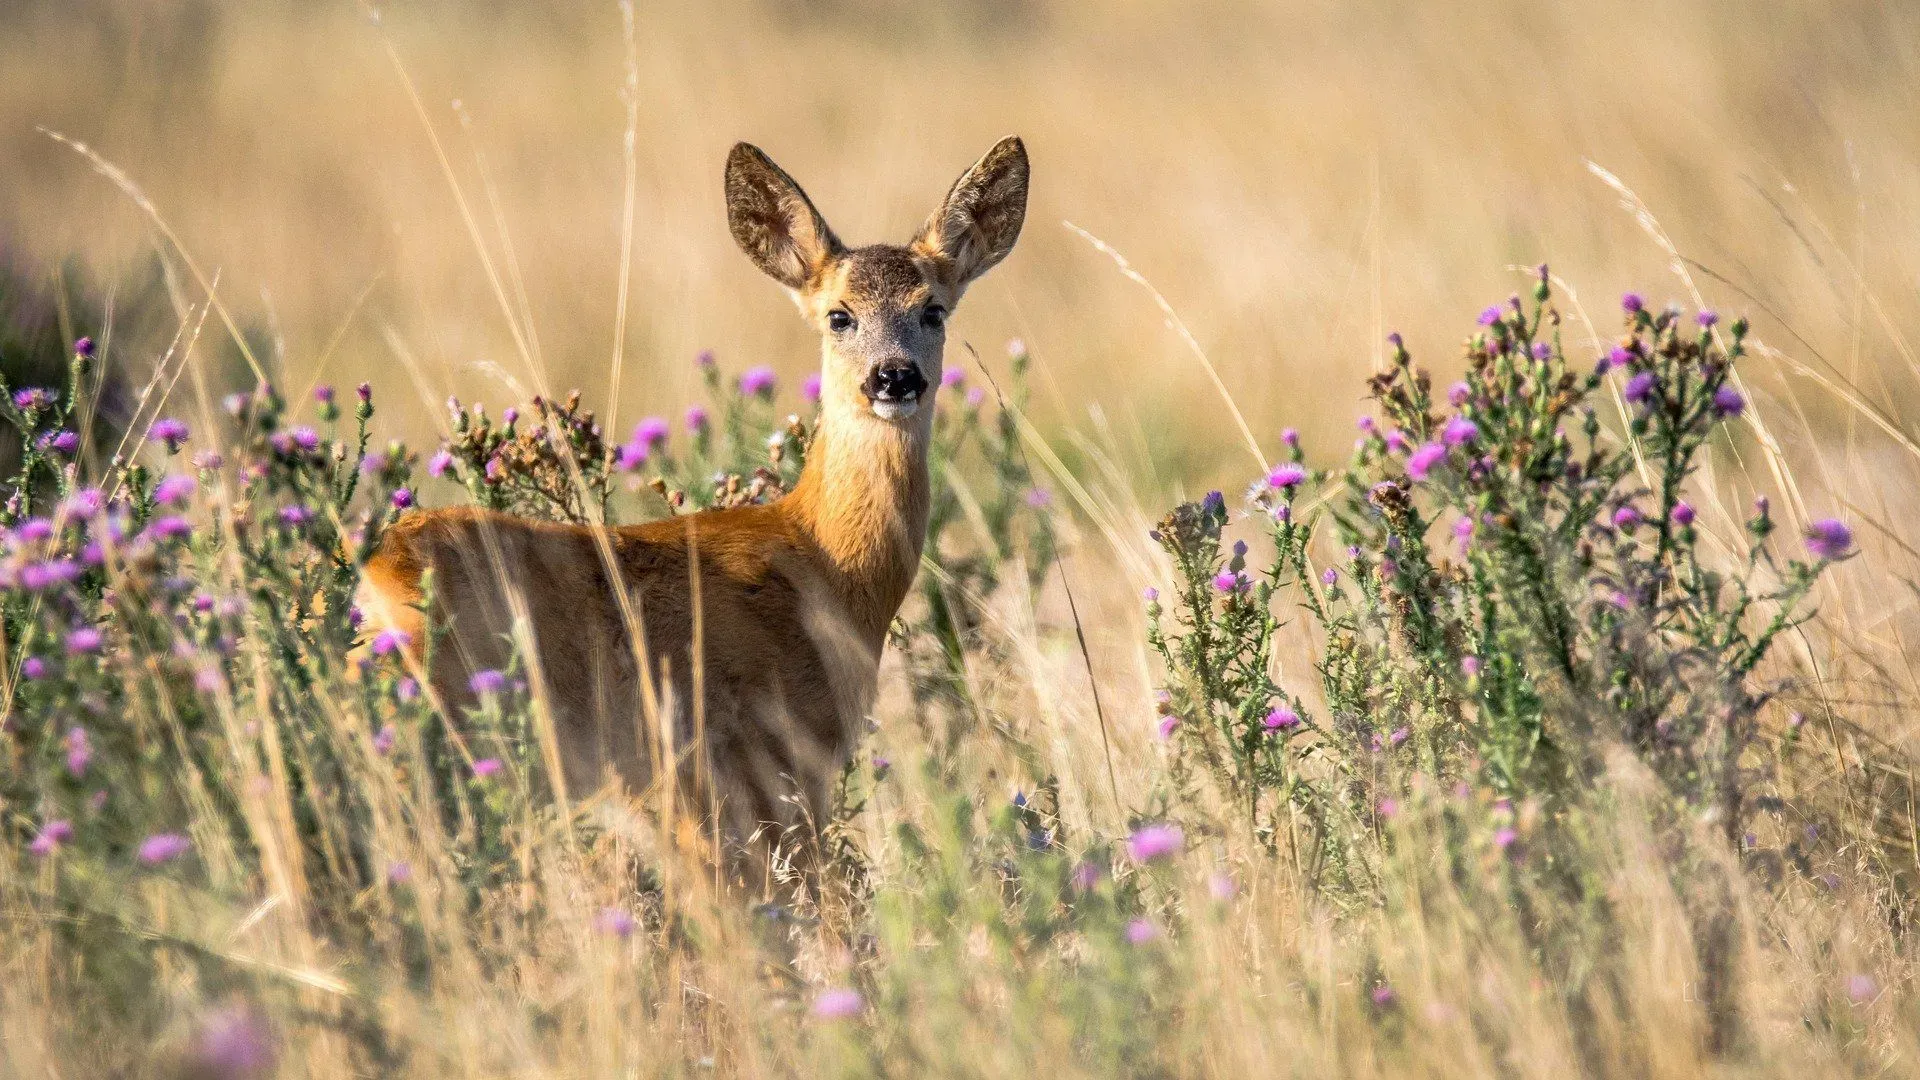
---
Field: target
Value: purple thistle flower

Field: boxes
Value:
[196,1006,274,1079]
[21,559,81,591]
[1846,974,1877,1005]
[1143,586,1159,603]
[1531,342,1552,360]
[1447,382,1470,407]
[66,728,91,776]
[1406,443,1447,482]
[14,517,53,544]
[290,427,321,451]
[193,449,224,471]
[810,988,864,1020]
[1621,292,1644,314]
[386,861,412,884]
[360,452,388,476]
[1696,310,1719,328]
[43,430,80,454]
[1596,347,1626,375]
[63,488,103,518]
[634,416,670,448]
[1389,726,1410,747]
[1071,861,1102,891]
[684,405,709,432]
[472,757,504,779]
[1804,519,1854,561]
[739,366,777,397]
[1623,372,1657,404]
[314,385,335,405]
[1202,490,1226,516]
[426,450,455,478]
[370,629,411,656]
[1281,427,1300,449]
[195,666,225,693]
[1377,797,1399,818]
[1612,505,1641,530]
[1006,338,1028,358]
[1372,985,1398,1008]
[1321,567,1338,586]
[1157,714,1179,740]
[594,907,637,937]
[1442,416,1479,447]
[1478,305,1502,327]
[11,388,55,410]
[154,474,197,505]
[66,627,104,655]
[356,382,372,404]
[149,418,188,451]
[1212,571,1247,594]
[1263,707,1301,732]
[278,505,313,528]
[1461,655,1482,677]
[1672,501,1696,526]
[1384,429,1410,454]
[1267,463,1307,489]
[21,657,46,680]
[695,348,717,369]
[965,386,986,408]
[29,819,74,857]
[1712,386,1745,417]
[138,833,192,864]
[391,488,414,510]
[74,336,95,358]
[941,366,966,388]
[1356,415,1377,434]
[1127,823,1184,862]
[1125,919,1160,945]
[469,669,507,695]
[1025,487,1054,509]
[1208,872,1238,902]
[1493,826,1519,851]
[502,407,519,427]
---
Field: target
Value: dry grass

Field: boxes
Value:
[5,1,1920,1076]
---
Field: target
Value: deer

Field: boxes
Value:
[356,136,1029,869]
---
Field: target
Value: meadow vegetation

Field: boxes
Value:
[4,2,1920,1077]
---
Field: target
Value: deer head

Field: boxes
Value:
[724,137,1029,426]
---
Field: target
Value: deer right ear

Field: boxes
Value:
[725,143,843,291]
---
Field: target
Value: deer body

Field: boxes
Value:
[356,138,1028,850]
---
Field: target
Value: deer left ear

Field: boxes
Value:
[913,136,1029,289]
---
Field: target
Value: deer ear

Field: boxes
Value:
[725,143,843,290]
[913,136,1029,289]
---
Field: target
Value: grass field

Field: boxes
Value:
[4,1,1920,1076]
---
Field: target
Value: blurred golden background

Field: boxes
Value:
[2,0,1917,484]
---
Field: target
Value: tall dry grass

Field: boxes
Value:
[3,1,1920,1077]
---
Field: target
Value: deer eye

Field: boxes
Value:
[922,304,947,329]
[827,310,855,333]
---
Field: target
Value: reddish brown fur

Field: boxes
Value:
[356,137,1027,864]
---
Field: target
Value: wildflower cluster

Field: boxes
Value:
[1149,272,1849,880]
[429,353,812,527]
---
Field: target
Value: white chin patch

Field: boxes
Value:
[871,399,920,421]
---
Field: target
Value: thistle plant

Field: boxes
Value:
[1148,270,1851,879]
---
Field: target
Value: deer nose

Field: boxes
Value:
[862,359,928,402]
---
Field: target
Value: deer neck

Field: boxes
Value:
[784,380,933,644]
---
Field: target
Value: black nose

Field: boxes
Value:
[862,359,928,402]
